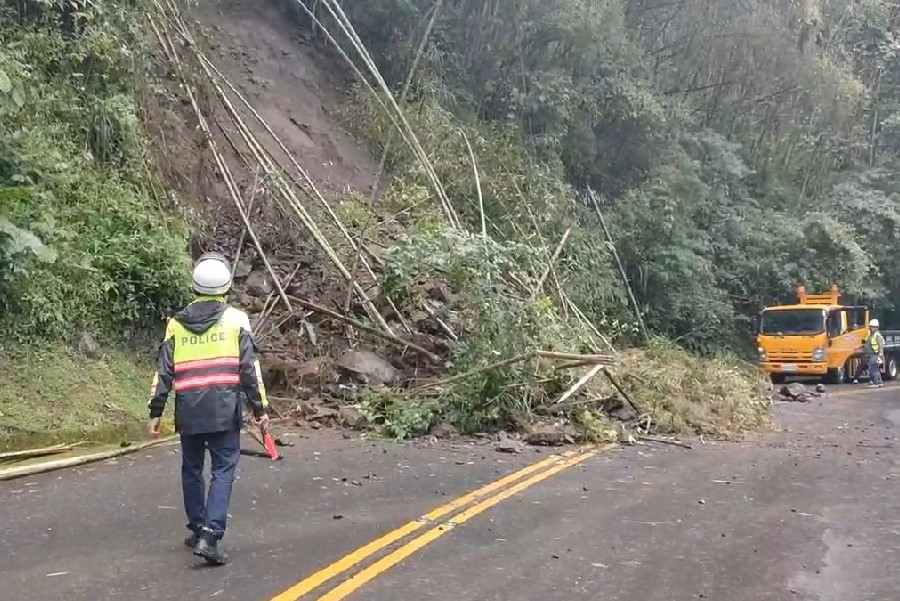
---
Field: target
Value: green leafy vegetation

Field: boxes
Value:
[301,0,899,435]
[330,0,900,350]
[0,1,191,447]
[0,1,191,342]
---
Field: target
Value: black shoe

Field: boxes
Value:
[193,533,228,566]
[184,532,200,548]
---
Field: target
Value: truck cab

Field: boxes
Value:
[757,284,877,384]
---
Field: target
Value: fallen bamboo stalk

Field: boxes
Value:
[299,0,441,205]
[0,443,82,462]
[601,367,644,416]
[558,289,617,354]
[254,263,302,332]
[289,295,441,363]
[588,189,649,342]
[341,0,443,326]
[534,350,616,363]
[197,51,385,275]
[257,311,310,345]
[461,130,486,238]
[638,435,692,450]
[553,359,605,371]
[511,177,574,317]
[422,303,458,341]
[0,437,178,482]
[533,227,571,300]
[208,173,292,313]
[553,364,605,406]
[413,351,536,393]
[296,0,460,228]
[231,169,262,277]
[200,56,390,332]
[413,349,616,394]
[150,11,293,316]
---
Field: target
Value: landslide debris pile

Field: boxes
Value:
[141,0,771,443]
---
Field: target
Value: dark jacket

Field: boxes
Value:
[148,297,268,435]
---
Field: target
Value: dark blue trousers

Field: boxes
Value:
[180,429,240,540]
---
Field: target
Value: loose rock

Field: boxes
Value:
[338,405,365,429]
[245,271,273,297]
[295,358,328,385]
[309,406,340,422]
[525,424,572,446]
[424,282,453,303]
[495,437,525,454]
[779,383,814,402]
[233,258,253,279]
[603,396,638,422]
[430,422,458,439]
[335,350,398,386]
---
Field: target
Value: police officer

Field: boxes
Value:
[147,252,269,566]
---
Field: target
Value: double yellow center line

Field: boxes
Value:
[269,444,610,601]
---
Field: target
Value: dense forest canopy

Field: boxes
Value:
[328,0,900,353]
[0,0,898,358]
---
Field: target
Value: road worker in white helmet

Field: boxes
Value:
[855,318,885,388]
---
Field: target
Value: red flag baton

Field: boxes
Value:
[261,426,280,460]
[258,420,281,460]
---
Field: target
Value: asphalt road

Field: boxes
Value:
[2,385,898,601]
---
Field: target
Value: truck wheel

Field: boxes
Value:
[827,365,846,385]
[886,356,898,381]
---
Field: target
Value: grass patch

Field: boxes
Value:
[0,344,174,451]
[606,340,773,438]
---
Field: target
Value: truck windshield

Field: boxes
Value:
[760,309,825,336]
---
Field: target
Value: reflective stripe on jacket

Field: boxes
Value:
[148,297,268,435]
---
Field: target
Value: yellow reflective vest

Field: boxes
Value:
[149,297,268,434]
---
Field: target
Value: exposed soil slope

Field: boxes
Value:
[142,0,437,417]
[200,0,378,196]
[148,0,377,210]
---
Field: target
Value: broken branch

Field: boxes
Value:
[289,295,441,363]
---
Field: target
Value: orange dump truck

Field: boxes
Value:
[756,284,900,384]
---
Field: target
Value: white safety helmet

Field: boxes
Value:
[191,252,232,296]
[870,318,880,328]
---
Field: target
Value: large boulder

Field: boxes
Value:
[335,350,398,386]
[779,382,812,402]
[245,271,273,298]
[525,424,574,446]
